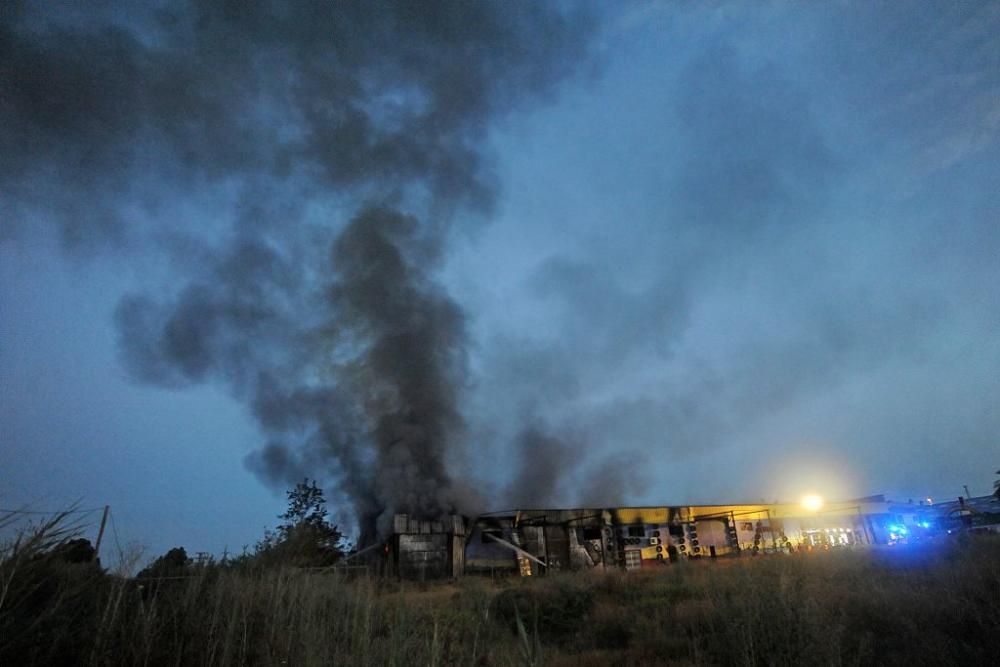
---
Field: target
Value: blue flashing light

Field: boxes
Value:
[919,521,930,529]
[888,524,908,534]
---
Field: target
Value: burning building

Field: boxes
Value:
[384,495,916,580]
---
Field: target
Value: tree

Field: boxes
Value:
[136,547,190,579]
[278,479,335,536]
[47,538,96,564]
[256,479,345,567]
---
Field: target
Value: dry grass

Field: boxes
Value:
[2,518,998,666]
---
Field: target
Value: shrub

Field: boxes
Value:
[494,576,595,642]
[589,603,634,649]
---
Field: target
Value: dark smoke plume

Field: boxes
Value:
[328,206,470,537]
[3,1,595,536]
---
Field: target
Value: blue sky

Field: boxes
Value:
[2,1,998,559]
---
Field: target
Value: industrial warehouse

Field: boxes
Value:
[385,493,1000,580]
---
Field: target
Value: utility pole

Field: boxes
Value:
[94,505,110,561]
[963,485,971,499]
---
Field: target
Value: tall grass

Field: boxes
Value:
[2,515,998,666]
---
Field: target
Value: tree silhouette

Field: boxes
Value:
[258,479,345,567]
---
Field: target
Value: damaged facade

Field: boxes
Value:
[383,494,1000,580]
[389,514,467,579]
[385,496,927,580]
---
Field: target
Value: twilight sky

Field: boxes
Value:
[2,1,998,559]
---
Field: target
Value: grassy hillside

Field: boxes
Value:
[2,522,997,666]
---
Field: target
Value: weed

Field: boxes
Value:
[2,514,998,666]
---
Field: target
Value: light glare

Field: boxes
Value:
[801,494,824,512]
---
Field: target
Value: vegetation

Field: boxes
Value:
[2,503,998,666]
[251,478,347,568]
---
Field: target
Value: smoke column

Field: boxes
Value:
[327,206,469,537]
[2,1,595,537]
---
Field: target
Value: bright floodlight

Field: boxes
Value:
[801,495,824,512]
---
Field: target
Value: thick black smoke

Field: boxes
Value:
[327,206,471,536]
[1,1,593,245]
[3,1,595,536]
